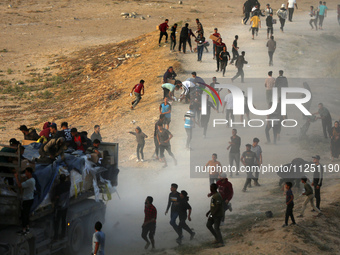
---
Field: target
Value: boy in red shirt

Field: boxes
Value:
[142,196,157,250]
[158,19,169,46]
[130,80,145,109]
[71,128,86,152]
[208,173,233,224]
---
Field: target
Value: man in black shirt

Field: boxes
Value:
[227,129,241,177]
[230,35,239,65]
[53,174,71,240]
[170,23,177,52]
[165,183,181,238]
[215,38,225,72]
[19,125,40,141]
[241,144,259,191]
[178,23,189,53]
[266,13,274,39]
[60,122,73,147]
[219,46,231,77]
[156,124,177,168]
[311,155,323,210]
[201,95,217,138]
[153,115,165,160]
[210,77,222,111]
[231,51,248,83]
[313,103,332,138]
[275,70,288,100]
[48,123,59,140]
[243,0,252,24]
[163,66,177,83]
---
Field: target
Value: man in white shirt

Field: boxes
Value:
[180,81,195,103]
[92,221,105,255]
[287,0,298,22]
[265,4,273,16]
[264,71,276,105]
[222,90,234,127]
[14,167,36,235]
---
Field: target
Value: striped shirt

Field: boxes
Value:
[184,110,195,129]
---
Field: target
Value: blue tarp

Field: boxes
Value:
[22,144,86,212]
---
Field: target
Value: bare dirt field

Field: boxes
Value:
[1,0,340,254]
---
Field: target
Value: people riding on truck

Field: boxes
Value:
[38,137,67,163]
[52,174,71,240]
[14,167,35,236]
[71,128,87,153]
[19,125,40,141]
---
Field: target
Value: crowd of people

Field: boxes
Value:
[141,179,233,249]
[0,123,104,236]
[1,1,338,253]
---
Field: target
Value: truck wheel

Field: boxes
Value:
[66,219,84,255]
[85,211,104,240]
[17,241,30,255]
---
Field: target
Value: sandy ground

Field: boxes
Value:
[1,0,340,255]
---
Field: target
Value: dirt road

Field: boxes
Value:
[101,10,340,255]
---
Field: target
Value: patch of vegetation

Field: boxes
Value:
[0,80,11,85]
[0,49,8,53]
[51,75,64,85]
[7,68,13,74]
[40,90,54,99]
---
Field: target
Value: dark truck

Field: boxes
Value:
[0,141,119,255]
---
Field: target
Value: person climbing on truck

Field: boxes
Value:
[53,174,71,240]
[14,167,36,235]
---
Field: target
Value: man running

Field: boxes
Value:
[206,183,224,247]
[211,28,221,59]
[170,23,177,52]
[231,51,248,83]
[165,184,181,239]
[241,144,259,192]
[156,124,177,168]
[230,35,239,65]
[184,104,196,149]
[130,80,145,109]
[153,115,165,160]
[219,46,230,77]
[142,196,157,250]
[216,173,233,225]
[205,153,222,184]
[227,129,241,177]
[158,19,169,46]
[251,138,262,186]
